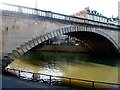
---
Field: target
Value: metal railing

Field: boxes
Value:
[5,68,120,89]
[0,3,118,30]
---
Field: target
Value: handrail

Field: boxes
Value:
[0,2,119,30]
[5,68,120,89]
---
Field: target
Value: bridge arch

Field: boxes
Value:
[2,26,119,68]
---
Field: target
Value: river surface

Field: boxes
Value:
[7,51,120,88]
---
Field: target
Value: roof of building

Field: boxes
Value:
[84,7,107,18]
[108,17,120,21]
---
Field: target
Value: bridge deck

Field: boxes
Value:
[0,3,119,30]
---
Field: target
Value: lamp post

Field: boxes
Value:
[35,0,38,15]
[35,0,37,9]
[118,1,120,26]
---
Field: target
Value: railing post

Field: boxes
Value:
[92,82,94,89]
[49,76,52,85]
[37,73,40,82]
[119,85,120,90]
[33,73,35,82]
[18,6,23,13]
[6,68,9,72]
[69,78,71,88]
[18,70,21,79]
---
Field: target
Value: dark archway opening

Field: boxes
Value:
[31,31,119,56]
[65,31,119,56]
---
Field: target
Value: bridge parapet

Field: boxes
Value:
[0,3,119,30]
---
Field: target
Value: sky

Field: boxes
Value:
[0,0,120,18]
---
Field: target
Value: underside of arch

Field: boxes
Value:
[65,31,119,55]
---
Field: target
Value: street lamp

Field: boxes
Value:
[35,0,37,9]
[35,0,38,15]
[118,1,120,24]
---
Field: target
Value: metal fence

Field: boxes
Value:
[0,3,118,29]
[5,68,120,89]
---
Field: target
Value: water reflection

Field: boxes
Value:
[18,51,120,66]
[7,51,120,88]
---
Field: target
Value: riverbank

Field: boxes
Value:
[2,72,83,89]
[35,45,90,53]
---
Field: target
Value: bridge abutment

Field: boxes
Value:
[1,12,71,58]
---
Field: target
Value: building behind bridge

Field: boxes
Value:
[108,17,120,26]
[74,7,120,26]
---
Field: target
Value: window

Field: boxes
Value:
[104,19,107,22]
[96,16,99,21]
[88,15,93,20]
[100,18,103,22]
[94,16,97,21]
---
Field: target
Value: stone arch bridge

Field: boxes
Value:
[0,3,120,68]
